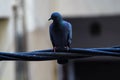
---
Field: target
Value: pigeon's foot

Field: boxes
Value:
[65,46,69,51]
[53,47,56,52]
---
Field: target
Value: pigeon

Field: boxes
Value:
[48,12,72,64]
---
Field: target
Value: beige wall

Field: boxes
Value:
[0,0,12,17]
[0,1,15,80]
[0,19,15,80]
[0,19,12,51]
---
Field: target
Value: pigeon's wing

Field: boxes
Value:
[68,23,72,47]
[49,24,55,47]
[66,22,72,47]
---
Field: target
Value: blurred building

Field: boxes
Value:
[0,0,120,80]
[0,0,15,80]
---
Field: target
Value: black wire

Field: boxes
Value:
[0,47,120,61]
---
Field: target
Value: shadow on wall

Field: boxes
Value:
[0,18,10,51]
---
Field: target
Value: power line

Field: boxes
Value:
[0,47,120,61]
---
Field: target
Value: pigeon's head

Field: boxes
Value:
[49,12,63,22]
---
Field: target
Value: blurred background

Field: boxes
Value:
[0,0,120,80]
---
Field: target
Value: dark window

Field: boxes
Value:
[90,21,101,36]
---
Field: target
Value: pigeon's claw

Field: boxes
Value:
[53,47,56,52]
[65,46,69,51]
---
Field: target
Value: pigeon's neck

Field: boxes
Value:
[53,20,62,25]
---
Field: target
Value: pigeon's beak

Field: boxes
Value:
[48,18,52,21]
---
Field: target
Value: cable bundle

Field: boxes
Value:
[0,46,120,61]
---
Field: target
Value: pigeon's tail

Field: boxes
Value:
[56,47,69,64]
[57,59,68,64]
